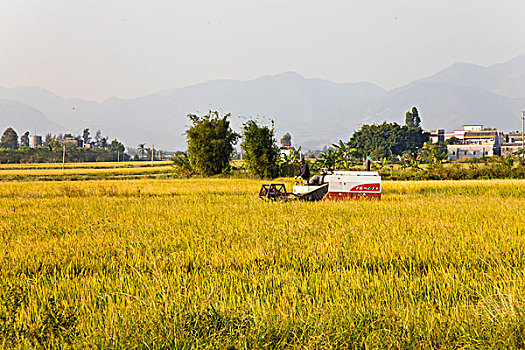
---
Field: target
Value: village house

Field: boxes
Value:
[447,125,505,160]
[500,133,525,156]
[61,136,84,148]
[424,129,445,144]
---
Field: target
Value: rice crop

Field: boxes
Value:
[1,178,525,348]
[0,162,174,181]
[0,160,171,170]
[0,165,172,177]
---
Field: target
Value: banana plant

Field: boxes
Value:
[331,140,357,169]
[317,147,339,170]
[171,152,194,177]
[277,146,302,177]
[433,151,448,164]
[402,151,422,170]
[373,157,388,171]
[278,146,302,166]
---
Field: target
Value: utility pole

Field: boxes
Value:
[62,145,66,169]
[117,150,120,162]
[522,111,525,152]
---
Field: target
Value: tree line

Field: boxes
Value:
[0,127,128,163]
[1,107,430,171]
[175,111,281,178]
[174,107,430,179]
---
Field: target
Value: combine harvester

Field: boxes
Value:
[258,170,381,202]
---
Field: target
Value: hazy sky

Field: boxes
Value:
[1,0,524,101]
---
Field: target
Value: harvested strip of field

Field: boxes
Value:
[1,179,525,348]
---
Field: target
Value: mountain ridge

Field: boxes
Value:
[1,55,524,150]
[0,99,65,135]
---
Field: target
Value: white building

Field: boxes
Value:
[462,125,483,132]
[424,129,445,144]
[29,135,43,147]
[447,125,504,160]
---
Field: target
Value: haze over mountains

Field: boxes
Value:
[1,55,524,150]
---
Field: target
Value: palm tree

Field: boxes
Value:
[138,143,146,160]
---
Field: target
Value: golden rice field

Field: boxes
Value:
[0,161,172,170]
[0,161,173,181]
[0,165,171,176]
[2,177,525,348]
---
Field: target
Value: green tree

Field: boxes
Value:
[348,121,428,160]
[348,122,402,159]
[94,130,102,147]
[186,111,239,176]
[0,128,19,149]
[280,133,292,146]
[398,125,429,157]
[405,107,421,128]
[20,131,30,147]
[241,120,279,178]
[108,139,125,154]
[137,144,146,159]
[113,139,129,161]
[446,137,460,145]
[82,128,91,145]
[44,133,53,146]
[100,137,108,149]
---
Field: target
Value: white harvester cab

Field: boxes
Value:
[293,171,381,201]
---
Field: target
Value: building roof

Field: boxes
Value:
[447,144,495,148]
[463,131,500,138]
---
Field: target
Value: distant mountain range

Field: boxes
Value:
[1,55,525,150]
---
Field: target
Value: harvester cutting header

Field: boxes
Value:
[259,170,381,202]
